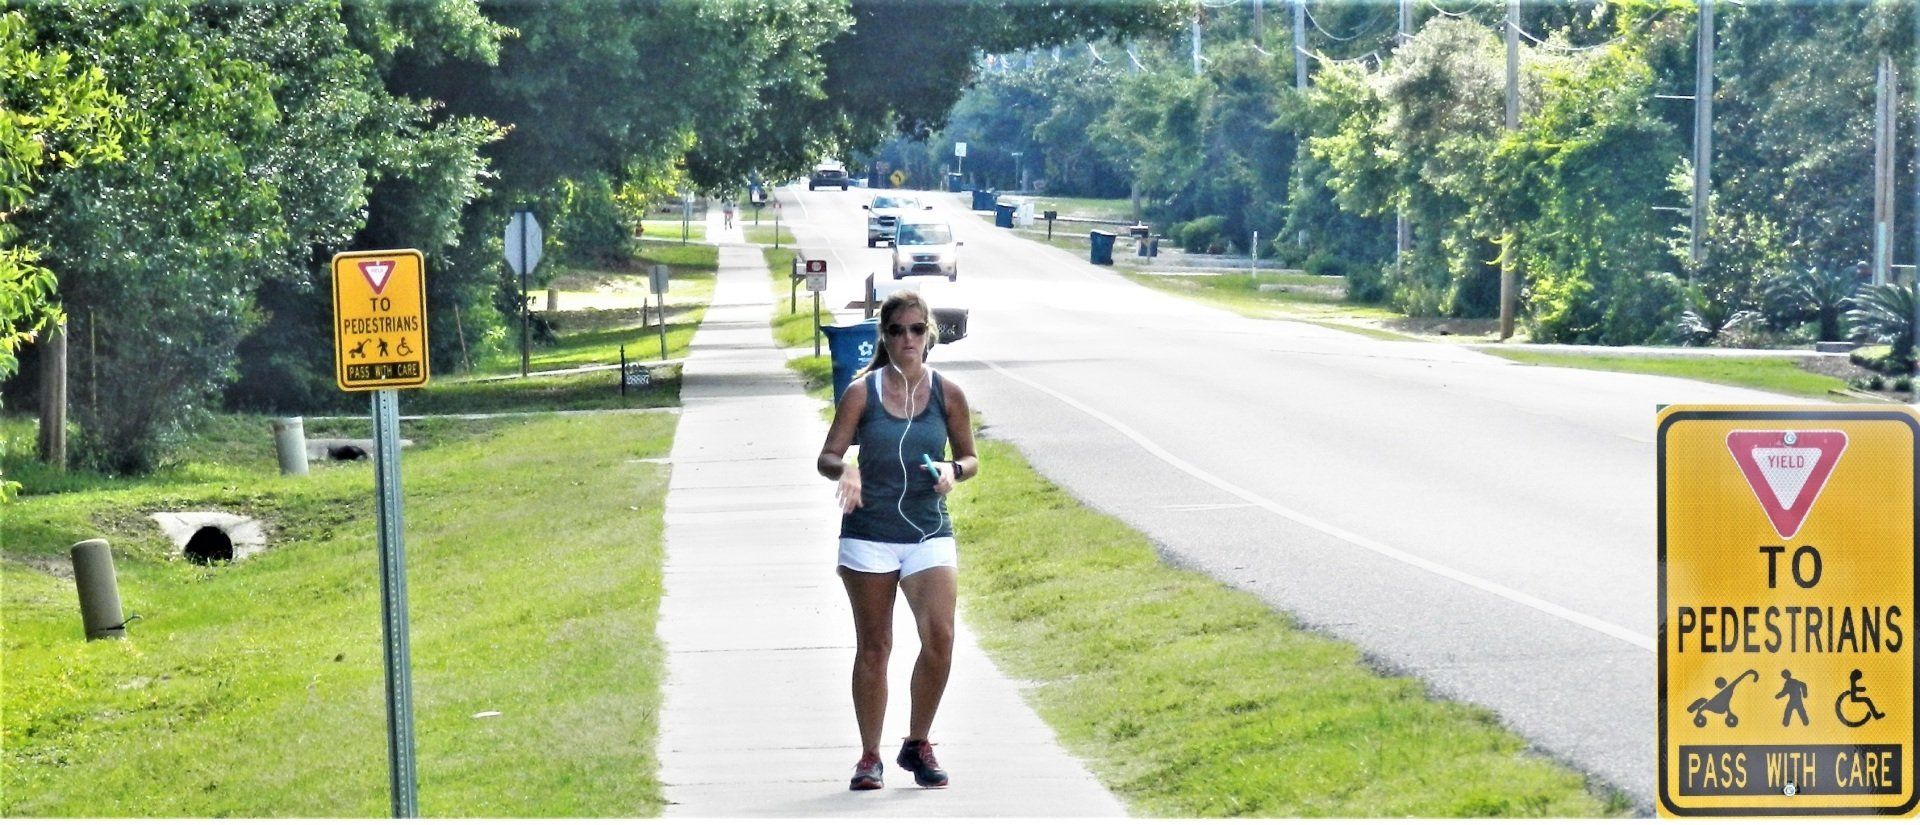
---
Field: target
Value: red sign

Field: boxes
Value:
[1725,430,1849,539]
[806,259,826,274]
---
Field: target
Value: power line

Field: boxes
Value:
[1511,23,1623,53]
[1424,0,1473,19]
[1303,4,1387,42]
[1295,45,1382,69]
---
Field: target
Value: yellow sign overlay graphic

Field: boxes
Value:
[332,249,428,391]
[1659,404,1917,817]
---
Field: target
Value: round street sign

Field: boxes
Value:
[1657,404,1919,817]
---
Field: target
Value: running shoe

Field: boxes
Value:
[896,739,949,788]
[849,752,884,791]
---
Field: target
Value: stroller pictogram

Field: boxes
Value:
[1689,669,1759,727]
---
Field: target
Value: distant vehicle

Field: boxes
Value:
[863,194,933,247]
[809,162,848,191]
[890,217,961,281]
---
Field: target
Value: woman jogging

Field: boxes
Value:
[816,290,978,791]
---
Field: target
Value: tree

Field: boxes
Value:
[0,10,124,380]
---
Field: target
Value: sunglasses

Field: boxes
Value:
[884,322,929,338]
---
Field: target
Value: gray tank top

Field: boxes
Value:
[841,368,953,543]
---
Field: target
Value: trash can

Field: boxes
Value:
[1090,231,1117,265]
[821,318,881,405]
[947,173,964,193]
[994,202,1015,228]
[931,307,969,346]
[971,189,997,212]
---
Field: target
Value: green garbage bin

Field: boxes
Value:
[1090,231,1116,265]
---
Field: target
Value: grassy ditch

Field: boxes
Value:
[1483,350,1854,400]
[1119,270,1420,341]
[948,439,1629,817]
[2,411,675,817]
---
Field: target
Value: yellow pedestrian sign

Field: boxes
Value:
[332,249,429,391]
[1658,404,1918,816]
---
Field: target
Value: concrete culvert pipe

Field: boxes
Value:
[151,512,267,563]
[184,526,235,565]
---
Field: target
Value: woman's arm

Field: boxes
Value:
[937,377,977,493]
[819,378,868,512]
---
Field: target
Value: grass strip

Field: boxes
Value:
[949,438,1628,818]
[3,411,674,817]
[742,225,796,246]
[1485,350,1851,399]
[639,219,705,243]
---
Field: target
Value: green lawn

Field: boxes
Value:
[742,224,795,246]
[950,439,1630,817]
[640,218,704,243]
[1485,350,1853,399]
[2,411,675,816]
[1029,195,1136,222]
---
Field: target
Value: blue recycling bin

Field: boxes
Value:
[821,317,881,405]
[947,173,964,193]
[971,189,997,211]
[994,202,1015,228]
[1089,230,1116,265]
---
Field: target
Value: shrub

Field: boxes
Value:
[1179,215,1226,254]
[1304,251,1352,278]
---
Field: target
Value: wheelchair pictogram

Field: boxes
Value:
[1834,668,1887,728]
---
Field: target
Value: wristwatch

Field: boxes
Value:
[949,460,962,482]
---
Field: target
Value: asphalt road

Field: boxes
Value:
[771,183,1806,813]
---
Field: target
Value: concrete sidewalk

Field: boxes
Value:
[653,205,1126,816]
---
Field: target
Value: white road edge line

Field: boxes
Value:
[980,358,1657,652]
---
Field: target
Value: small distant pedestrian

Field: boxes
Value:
[722,199,735,229]
[816,290,977,792]
[1776,669,1809,727]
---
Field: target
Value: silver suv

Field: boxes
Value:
[863,195,929,247]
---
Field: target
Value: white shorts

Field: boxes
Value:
[838,536,957,578]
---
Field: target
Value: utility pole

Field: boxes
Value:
[1296,0,1309,247]
[1500,0,1520,341]
[1192,14,1203,76]
[1875,52,1897,286]
[1254,0,1264,42]
[1294,0,1307,90]
[1395,0,1412,266]
[1690,0,1714,276]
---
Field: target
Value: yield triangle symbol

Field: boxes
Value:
[1725,430,1848,539]
[358,260,395,295]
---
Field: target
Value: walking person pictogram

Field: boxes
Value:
[377,338,390,358]
[1776,669,1810,727]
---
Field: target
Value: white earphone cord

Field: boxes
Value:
[890,363,947,542]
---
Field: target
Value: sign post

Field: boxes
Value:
[331,249,430,818]
[652,263,670,360]
[955,141,967,177]
[1658,404,1919,817]
[804,260,827,358]
[504,210,542,377]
